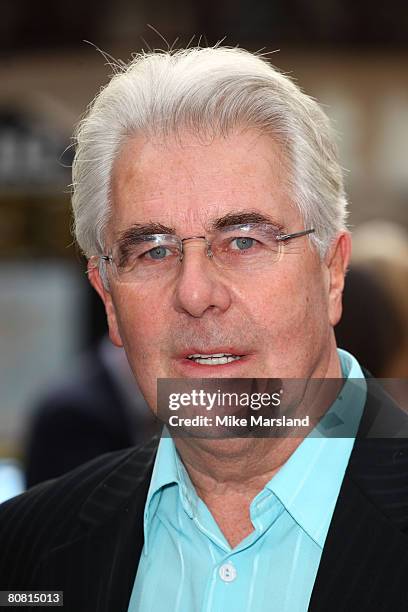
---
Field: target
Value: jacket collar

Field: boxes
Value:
[309,377,408,610]
[78,434,160,529]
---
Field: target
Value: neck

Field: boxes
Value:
[175,436,301,547]
[175,435,302,497]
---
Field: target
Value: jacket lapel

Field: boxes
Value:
[37,437,159,612]
[309,382,408,611]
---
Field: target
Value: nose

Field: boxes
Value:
[173,239,232,318]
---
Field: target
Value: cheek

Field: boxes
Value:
[286,276,330,349]
[112,288,165,363]
[111,288,169,410]
[244,265,329,344]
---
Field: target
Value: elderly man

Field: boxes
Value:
[1,47,408,612]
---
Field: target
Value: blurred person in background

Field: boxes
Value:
[336,220,408,409]
[350,220,408,378]
[24,334,157,488]
[0,46,408,612]
[335,264,404,377]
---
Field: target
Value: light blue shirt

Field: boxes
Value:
[128,349,366,612]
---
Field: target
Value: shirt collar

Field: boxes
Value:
[143,429,197,554]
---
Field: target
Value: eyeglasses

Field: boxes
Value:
[92,224,315,283]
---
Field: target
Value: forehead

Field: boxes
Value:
[109,129,300,235]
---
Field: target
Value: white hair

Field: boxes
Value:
[72,46,348,259]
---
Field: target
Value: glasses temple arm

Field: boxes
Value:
[276,228,315,242]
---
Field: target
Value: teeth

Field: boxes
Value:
[189,353,229,358]
[187,353,242,365]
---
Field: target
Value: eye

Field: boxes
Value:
[145,246,172,260]
[231,237,257,251]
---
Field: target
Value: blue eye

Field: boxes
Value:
[147,246,169,260]
[233,237,255,251]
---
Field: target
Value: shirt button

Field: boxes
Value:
[219,563,237,582]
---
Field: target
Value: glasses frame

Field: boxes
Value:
[95,226,316,282]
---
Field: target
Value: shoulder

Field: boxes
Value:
[350,377,408,530]
[0,438,159,587]
[360,375,408,438]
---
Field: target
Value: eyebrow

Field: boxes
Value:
[112,222,175,265]
[211,210,284,231]
[116,221,175,247]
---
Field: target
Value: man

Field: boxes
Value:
[24,335,156,487]
[1,47,407,612]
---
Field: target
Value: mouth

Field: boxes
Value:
[186,353,243,366]
[173,347,252,375]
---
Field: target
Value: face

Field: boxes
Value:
[89,129,350,412]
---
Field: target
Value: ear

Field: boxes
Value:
[326,232,352,327]
[87,259,123,347]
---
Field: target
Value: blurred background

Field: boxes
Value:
[1,0,407,499]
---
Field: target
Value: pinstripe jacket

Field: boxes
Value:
[1,379,408,612]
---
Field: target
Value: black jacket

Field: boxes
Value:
[1,379,408,611]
